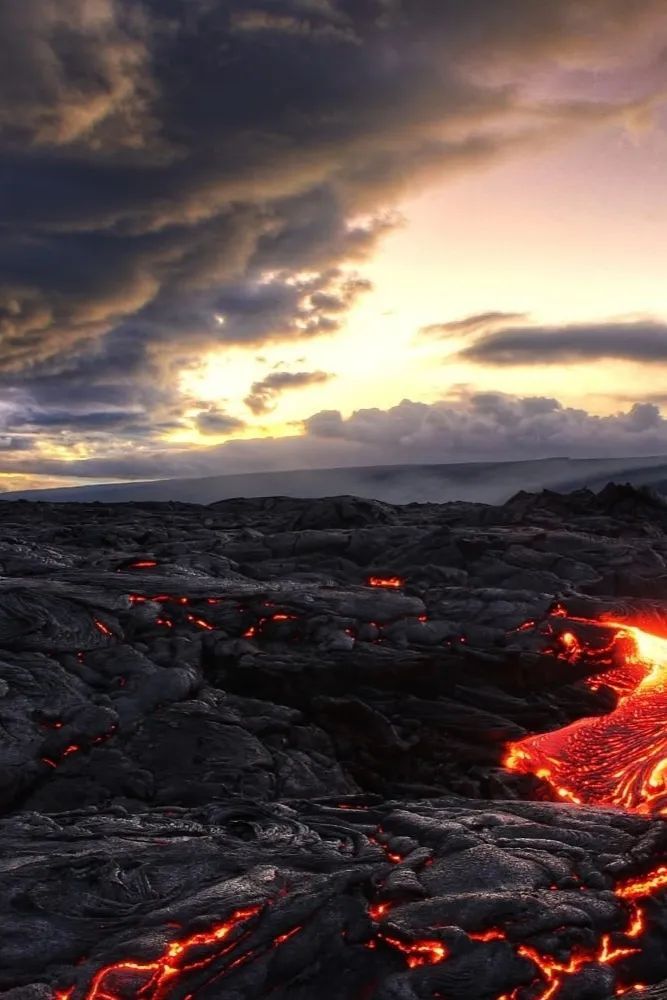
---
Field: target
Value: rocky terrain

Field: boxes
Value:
[1,483,667,999]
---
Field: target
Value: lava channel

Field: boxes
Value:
[505,613,667,815]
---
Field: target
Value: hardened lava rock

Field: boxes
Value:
[0,484,665,997]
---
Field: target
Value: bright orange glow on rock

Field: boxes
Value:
[368,576,404,588]
[94,619,113,637]
[461,863,666,999]
[379,934,447,968]
[60,906,262,999]
[504,611,667,815]
[368,834,404,864]
[186,614,215,630]
[469,928,507,942]
[616,867,667,900]
[272,926,302,946]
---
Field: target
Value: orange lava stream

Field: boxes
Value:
[617,867,667,900]
[58,906,262,999]
[505,613,667,815]
[367,577,404,589]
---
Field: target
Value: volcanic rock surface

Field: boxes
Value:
[1,484,667,999]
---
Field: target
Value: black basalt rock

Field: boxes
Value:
[0,487,665,998]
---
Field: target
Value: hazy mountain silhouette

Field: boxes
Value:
[5,455,667,505]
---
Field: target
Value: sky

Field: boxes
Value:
[2,0,667,490]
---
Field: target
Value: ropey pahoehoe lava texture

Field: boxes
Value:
[1,484,667,999]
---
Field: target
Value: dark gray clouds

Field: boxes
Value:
[459,320,667,365]
[4,392,667,485]
[194,409,247,436]
[244,370,334,415]
[1,0,666,482]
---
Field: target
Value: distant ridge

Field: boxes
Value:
[4,454,667,506]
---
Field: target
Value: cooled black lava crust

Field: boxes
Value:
[1,484,666,999]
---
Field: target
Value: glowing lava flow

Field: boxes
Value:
[57,906,262,999]
[378,934,447,968]
[368,862,665,999]
[463,871,664,998]
[367,576,404,589]
[504,612,667,815]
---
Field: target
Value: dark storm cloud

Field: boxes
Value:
[460,320,667,365]
[1,0,666,458]
[7,408,150,432]
[0,437,35,453]
[244,370,334,415]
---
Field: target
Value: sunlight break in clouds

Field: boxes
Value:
[0,1,666,489]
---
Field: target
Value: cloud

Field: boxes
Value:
[0,0,665,461]
[244,370,335,415]
[459,319,667,365]
[418,312,528,340]
[194,409,247,436]
[6,391,667,490]
[303,392,667,462]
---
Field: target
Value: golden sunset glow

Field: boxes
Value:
[2,2,667,491]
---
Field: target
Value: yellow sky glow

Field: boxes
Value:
[174,111,667,446]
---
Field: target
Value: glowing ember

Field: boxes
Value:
[186,614,215,631]
[504,612,667,815]
[368,576,404,588]
[272,926,302,946]
[94,620,113,637]
[369,834,403,864]
[128,561,158,569]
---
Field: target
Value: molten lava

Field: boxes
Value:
[379,933,447,968]
[368,576,404,589]
[59,906,262,999]
[504,611,667,815]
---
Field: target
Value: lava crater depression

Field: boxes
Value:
[1,484,667,1000]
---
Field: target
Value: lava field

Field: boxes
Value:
[1,483,667,1000]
